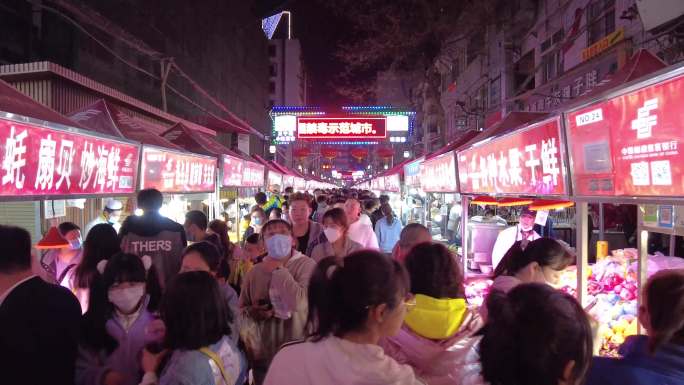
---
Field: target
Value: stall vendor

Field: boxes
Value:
[491,207,540,269]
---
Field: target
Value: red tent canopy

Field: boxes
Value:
[69,99,182,150]
[460,112,548,150]
[0,78,88,129]
[161,122,252,162]
[425,130,481,160]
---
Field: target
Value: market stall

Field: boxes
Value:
[402,157,425,225]
[564,63,684,355]
[418,150,461,247]
[221,154,265,242]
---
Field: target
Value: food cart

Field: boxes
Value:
[221,154,265,242]
[564,63,684,355]
[403,157,425,225]
[418,150,461,247]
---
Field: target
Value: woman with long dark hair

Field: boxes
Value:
[264,250,423,385]
[68,223,121,314]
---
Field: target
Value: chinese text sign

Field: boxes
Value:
[384,174,401,192]
[457,118,567,195]
[297,117,387,139]
[0,118,139,197]
[141,147,216,193]
[221,155,244,187]
[420,151,458,192]
[567,73,684,197]
[403,158,423,187]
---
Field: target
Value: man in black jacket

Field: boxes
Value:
[0,225,81,385]
[120,188,187,290]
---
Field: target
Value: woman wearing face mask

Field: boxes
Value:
[67,224,121,314]
[264,251,424,385]
[238,219,316,384]
[40,222,84,285]
[76,253,160,385]
[310,208,363,262]
[243,207,267,245]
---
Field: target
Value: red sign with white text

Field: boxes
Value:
[0,117,139,197]
[384,174,401,192]
[457,118,567,195]
[241,161,265,188]
[421,151,458,192]
[141,146,216,193]
[294,177,306,191]
[567,73,684,197]
[221,155,244,187]
[297,117,387,139]
[283,175,295,188]
[267,170,283,187]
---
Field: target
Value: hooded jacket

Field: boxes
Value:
[264,336,425,385]
[381,295,484,385]
[586,335,684,385]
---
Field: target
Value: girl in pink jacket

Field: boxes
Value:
[381,242,484,385]
[264,250,424,385]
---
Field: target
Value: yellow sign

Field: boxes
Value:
[582,28,624,62]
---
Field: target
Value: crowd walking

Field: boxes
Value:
[1,187,683,385]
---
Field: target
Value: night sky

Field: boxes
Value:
[257,0,358,107]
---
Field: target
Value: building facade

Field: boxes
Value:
[438,0,684,141]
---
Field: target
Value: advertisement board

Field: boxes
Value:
[384,174,401,192]
[241,161,265,188]
[420,151,458,192]
[140,146,216,193]
[404,157,423,188]
[457,118,567,195]
[297,117,387,140]
[566,73,684,197]
[0,117,139,197]
[221,154,244,187]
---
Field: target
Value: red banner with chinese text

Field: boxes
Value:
[297,117,387,139]
[420,151,458,192]
[221,155,244,187]
[0,118,139,197]
[241,161,265,188]
[384,174,401,192]
[457,118,567,195]
[566,73,684,197]
[141,146,216,193]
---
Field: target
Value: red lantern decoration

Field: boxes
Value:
[293,147,310,159]
[321,147,338,160]
[350,147,369,161]
[377,147,394,160]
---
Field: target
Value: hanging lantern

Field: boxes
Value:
[293,147,310,159]
[377,147,394,160]
[351,147,369,161]
[321,146,338,160]
[470,195,498,206]
[529,199,574,211]
[498,197,534,207]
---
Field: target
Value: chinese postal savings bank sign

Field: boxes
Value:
[567,73,684,197]
[458,118,567,195]
[141,146,215,193]
[297,117,387,140]
[0,117,139,197]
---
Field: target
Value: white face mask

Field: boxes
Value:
[324,227,342,243]
[108,284,145,313]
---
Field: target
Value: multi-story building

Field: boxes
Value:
[439,0,684,142]
[0,0,271,155]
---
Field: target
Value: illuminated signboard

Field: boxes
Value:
[421,151,458,192]
[566,72,684,197]
[283,175,295,188]
[457,118,567,195]
[384,174,401,192]
[221,155,243,187]
[404,157,423,187]
[0,117,139,197]
[241,161,265,187]
[141,146,216,193]
[273,115,297,144]
[267,170,283,187]
[294,177,306,190]
[297,117,387,139]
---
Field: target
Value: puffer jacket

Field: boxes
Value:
[381,295,484,385]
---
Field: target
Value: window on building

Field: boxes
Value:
[514,50,535,95]
[269,81,276,93]
[268,44,276,57]
[269,64,277,77]
[587,0,616,45]
[542,50,563,83]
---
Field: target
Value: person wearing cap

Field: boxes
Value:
[84,198,123,236]
[491,207,541,270]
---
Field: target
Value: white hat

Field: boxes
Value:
[105,199,123,211]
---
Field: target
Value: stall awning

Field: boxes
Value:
[161,122,251,162]
[461,112,548,149]
[0,78,88,129]
[425,130,480,160]
[568,48,667,108]
[69,99,182,150]
[203,114,265,139]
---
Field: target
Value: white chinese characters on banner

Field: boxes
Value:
[34,134,57,190]
[299,121,376,135]
[2,126,27,189]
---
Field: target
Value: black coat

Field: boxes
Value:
[0,276,81,385]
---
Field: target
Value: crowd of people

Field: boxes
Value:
[1,186,683,385]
